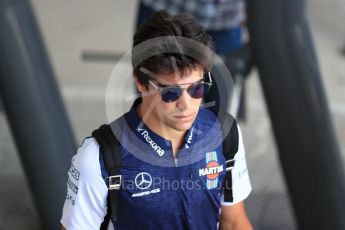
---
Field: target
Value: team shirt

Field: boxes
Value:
[61,100,251,230]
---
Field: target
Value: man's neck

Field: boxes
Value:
[137,104,186,157]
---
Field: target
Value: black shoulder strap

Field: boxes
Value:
[218,111,239,202]
[92,124,121,230]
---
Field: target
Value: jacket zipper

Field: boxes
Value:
[174,158,182,213]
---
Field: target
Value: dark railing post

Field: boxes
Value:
[247,0,345,229]
[0,0,76,228]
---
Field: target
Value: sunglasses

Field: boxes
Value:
[148,72,213,103]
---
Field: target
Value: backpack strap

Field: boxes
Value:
[92,124,121,230]
[218,111,239,202]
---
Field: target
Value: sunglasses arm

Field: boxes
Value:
[207,72,213,84]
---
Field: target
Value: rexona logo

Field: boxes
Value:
[137,128,165,156]
[199,151,224,189]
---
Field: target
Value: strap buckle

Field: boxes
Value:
[109,175,122,190]
[225,159,235,171]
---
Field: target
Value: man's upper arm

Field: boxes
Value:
[219,125,252,229]
[61,225,67,230]
[220,202,252,230]
[222,124,252,206]
[60,138,109,229]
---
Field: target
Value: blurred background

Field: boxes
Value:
[0,0,344,229]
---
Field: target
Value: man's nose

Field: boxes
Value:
[176,89,191,110]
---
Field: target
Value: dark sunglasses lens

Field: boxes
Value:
[188,83,210,99]
[161,87,182,102]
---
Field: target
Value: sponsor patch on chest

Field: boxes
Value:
[199,163,224,179]
[199,151,224,189]
[131,172,161,197]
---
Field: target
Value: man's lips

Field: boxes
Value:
[173,113,194,120]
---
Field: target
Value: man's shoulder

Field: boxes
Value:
[197,108,218,121]
[196,108,220,130]
[197,109,238,128]
[72,137,101,178]
[78,137,99,157]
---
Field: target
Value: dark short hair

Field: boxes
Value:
[132,10,215,86]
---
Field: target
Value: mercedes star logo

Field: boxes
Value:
[135,172,152,190]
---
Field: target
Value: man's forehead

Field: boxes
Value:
[155,69,204,85]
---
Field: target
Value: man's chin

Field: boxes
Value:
[173,122,194,132]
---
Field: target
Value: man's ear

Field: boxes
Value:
[134,77,147,94]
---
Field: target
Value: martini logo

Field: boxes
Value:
[199,151,224,189]
[199,161,224,179]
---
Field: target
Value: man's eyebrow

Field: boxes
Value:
[157,78,204,87]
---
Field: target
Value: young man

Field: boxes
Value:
[61,11,252,230]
